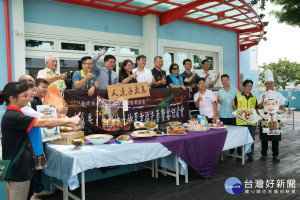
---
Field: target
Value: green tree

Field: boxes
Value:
[259,58,300,90]
[250,0,300,27]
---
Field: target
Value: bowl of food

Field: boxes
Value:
[167,121,182,126]
[85,134,113,145]
[144,121,158,130]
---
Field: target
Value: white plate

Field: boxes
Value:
[210,125,227,129]
[131,130,156,137]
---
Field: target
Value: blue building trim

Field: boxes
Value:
[24,0,143,37]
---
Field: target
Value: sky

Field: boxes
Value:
[257,2,300,66]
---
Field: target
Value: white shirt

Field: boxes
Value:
[132,67,153,85]
[196,69,215,87]
[194,89,216,118]
[258,90,286,112]
[21,105,44,118]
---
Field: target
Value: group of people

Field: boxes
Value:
[0,75,82,200]
[38,49,221,97]
[1,48,288,200]
[194,69,288,163]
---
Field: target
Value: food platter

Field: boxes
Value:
[186,125,210,132]
[233,108,260,124]
[167,126,186,135]
[167,121,182,126]
[131,130,156,137]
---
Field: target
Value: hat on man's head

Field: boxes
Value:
[264,90,278,103]
[264,69,274,83]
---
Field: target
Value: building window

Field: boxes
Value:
[192,54,214,70]
[61,42,86,51]
[60,59,80,89]
[177,53,188,71]
[163,52,174,71]
[94,45,116,54]
[25,57,45,78]
[193,54,202,69]
[26,39,54,49]
[120,47,139,55]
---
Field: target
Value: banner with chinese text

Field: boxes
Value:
[63,88,190,130]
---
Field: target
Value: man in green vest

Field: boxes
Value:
[72,56,99,97]
[37,55,67,90]
[233,79,257,162]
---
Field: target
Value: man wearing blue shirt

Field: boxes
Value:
[72,56,99,96]
[92,51,119,90]
[217,74,239,156]
[217,74,239,124]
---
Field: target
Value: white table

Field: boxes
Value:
[44,126,253,199]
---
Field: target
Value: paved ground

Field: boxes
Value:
[1,112,300,200]
[39,111,300,200]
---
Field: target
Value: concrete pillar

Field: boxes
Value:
[12,0,26,80]
[142,14,157,69]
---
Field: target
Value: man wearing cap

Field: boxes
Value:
[257,69,287,162]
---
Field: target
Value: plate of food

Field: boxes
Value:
[144,121,158,130]
[134,121,145,129]
[115,135,133,144]
[186,125,210,132]
[233,108,260,124]
[188,118,199,126]
[154,130,166,137]
[131,130,156,137]
[210,123,227,129]
[167,125,186,135]
[60,126,73,132]
[168,121,182,126]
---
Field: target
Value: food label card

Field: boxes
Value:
[36,105,61,142]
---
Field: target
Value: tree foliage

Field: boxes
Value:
[259,58,300,90]
[250,0,300,27]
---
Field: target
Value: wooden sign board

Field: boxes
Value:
[107,82,150,100]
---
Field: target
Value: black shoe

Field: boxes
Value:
[247,157,254,162]
[273,156,280,162]
[236,157,242,161]
[260,155,267,161]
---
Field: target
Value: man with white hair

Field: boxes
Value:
[37,55,67,90]
[258,69,287,162]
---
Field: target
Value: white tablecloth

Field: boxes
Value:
[44,126,254,190]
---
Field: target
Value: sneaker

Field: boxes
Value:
[247,157,254,162]
[260,155,267,161]
[34,190,55,197]
[273,156,280,162]
[30,195,41,200]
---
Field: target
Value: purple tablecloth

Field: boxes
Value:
[117,129,227,179]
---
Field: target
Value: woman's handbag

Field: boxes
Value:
[0,140,27,181]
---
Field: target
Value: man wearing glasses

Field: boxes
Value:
[72,56,99,97]
[92,49,119,90]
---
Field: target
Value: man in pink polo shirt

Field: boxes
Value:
[194,78,217,123]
